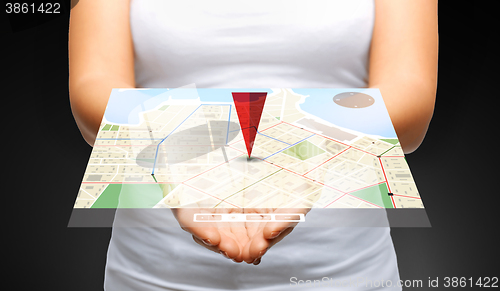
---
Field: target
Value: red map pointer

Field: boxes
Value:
[232,92,267,158]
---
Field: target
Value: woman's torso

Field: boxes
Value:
[105,1,401,290]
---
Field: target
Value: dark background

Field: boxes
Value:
[3,1,498,290]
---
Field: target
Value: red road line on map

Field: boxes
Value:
[313,181,347,195]
[261,121,284,132]
[227,144,349,195]
[229,137,245,146]
[227,143,388,209]
[182,183,240,208]
[347,181,387,193]
[227,144,258,157]
[302,146,351,176]
[182,152,245,183]
[321,181,391,208]
[283,121,351,147]
[282,121,378,157]
[392,194,421,199]
[381,156,405,158]
[228,131,400,209]
[346,194,383,209]
[390,196,396,208]
[378,157,392,193]
[378,156,396,208]
[322,193,349,208]
[264,156,348,194]
[227,144,302,178]
[229,138,243,146]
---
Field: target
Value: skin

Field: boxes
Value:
[69,0,438,265]
[172,207,310,264]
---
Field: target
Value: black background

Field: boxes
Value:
[3,1,498,290]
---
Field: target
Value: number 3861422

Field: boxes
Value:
[5,3,61,14]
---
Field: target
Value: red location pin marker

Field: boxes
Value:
[232,92,267,158]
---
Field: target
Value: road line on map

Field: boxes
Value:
[262,134,316,160]
[391,194,421,199]
[182,183,240,208]
[346,181,387,193]
[280,89,287,120]
[282,121,378,157]
[158,105,185,133]
[182,152,245,183]
[227,121,285,146]
[152,105,202,174]
[225,104,232,145]
[227,143,349,196]
[379,146,396,156]
[390,196,396,208]
[213,169,283,208]
[257,131,292,145]
[345,194,383,209]
[322,193,349,208]
[378,156,396,208]
[303,146,351,175]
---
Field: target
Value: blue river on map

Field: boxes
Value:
[104,88,397,138]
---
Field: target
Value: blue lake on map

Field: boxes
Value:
[293,88,397,138]
[104,88,397,138]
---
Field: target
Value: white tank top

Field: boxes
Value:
[131,0,373,89]
[105,1,402,290]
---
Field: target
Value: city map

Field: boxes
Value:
[72,88,425,216]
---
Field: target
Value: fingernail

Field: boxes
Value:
[202,238,215,246]
[270,231,281,239]
[258,249,267,257]
[253,257,261,265]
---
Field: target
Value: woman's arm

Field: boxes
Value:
[69,0,135,146]
[369,0,438,154]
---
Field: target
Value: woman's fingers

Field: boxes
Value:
[192,235,220,253]
[262,220,298,240]
[262,207,309,239]
[190,227,242,261]
[172,208,223,247]
[175,207,305,264]
[246,226,295,263]
[185,225,222,247]
[218,229,245,261]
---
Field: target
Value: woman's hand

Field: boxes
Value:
[172,207,251,263]
[240,207,310,265]
[172,206,310,265]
